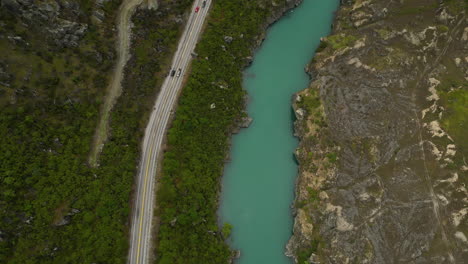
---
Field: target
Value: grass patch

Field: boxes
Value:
[298,88,322,116]
[437,24,449,32]
[439,86,468,156]
[296,239,321,264]
[326,152,338,163]
[307,187,320,204]
[436,57,468,158]
[325,34,357,50]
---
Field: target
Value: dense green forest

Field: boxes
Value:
[154,0,291,263]
[0,0,291,262]
[0,0,191,262]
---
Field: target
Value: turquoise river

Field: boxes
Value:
[219,0,339,263]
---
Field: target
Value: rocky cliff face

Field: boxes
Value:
[1,0,93,47]
[289,0,467,263]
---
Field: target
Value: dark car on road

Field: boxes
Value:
[170,69,175,77]
[202,1,206,8]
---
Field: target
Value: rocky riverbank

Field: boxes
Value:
[288,0,467,263]
[234,0,303,133]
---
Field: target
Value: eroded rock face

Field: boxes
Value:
[1,0,88,47]
[289,0,467,263]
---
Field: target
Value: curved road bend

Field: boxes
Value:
[128,1,212,264]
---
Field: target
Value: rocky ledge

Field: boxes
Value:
[288,0,467,263]
[0,0,115,47]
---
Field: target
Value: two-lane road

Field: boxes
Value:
[128,1,211,263]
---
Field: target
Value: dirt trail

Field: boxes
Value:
[89,0,158,167]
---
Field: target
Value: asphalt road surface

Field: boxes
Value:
[127,1,211,263]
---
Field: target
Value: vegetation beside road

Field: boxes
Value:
[0,0,191,262]
[0,1,121,262]
[154,0,292,263]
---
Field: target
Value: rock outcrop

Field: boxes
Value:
[1,0,90,47]
[289,0,467,263]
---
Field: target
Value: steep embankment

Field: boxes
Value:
[288,0,467,263]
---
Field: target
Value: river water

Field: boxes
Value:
[219,1,339,263]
